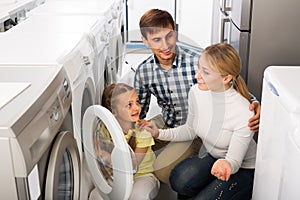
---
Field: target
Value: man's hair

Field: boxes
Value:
[139,8,175,39]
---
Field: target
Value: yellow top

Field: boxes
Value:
[125,125,156,177]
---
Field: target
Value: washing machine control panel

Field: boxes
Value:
[47,78,71,128]
[48,100,61,128]
[59,78,72,115]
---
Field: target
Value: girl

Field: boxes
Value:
[143,43,257,200]
[101,83,160,200]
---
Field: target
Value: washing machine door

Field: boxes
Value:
[82,105,136,200]
[45,131,81,199]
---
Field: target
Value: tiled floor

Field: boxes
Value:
[119,47,178,199]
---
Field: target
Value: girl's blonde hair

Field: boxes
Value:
[203,43,251,102]
[102,83,137,150]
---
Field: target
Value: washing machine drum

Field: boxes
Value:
[82,105,137,199]
[45,131,80,199]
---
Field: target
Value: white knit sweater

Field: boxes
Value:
[158,85,257,174]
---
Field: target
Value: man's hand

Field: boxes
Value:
[248,101,261,132]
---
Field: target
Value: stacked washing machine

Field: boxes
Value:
[0,0,135,199]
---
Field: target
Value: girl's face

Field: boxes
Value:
[113,91,141,123]
[195,55,227,92]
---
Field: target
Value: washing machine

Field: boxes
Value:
[6,0,36,24]
[6,14,109,104]
[0,7,10,32]
[106,0,125,82]
[0,32,137,199]
[27,0,125,84]
[45,0,126,81]
[0,30,97,199]
[0,29,135,199]
[252,66,300,200]
[0,66,80,199]
[0,2,22,31]
[81,105,137,200]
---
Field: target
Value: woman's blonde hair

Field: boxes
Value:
[203,43,251,102]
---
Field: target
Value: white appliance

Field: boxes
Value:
[0,6,10,32]
[28,0,125,84]
[125,0,175,42]
[252,66,300,200]
[110,0,125,81]
[211,0,250,80]
[82,105,136,200]
[210,0,300,99]
[0,66,80,199]
[0,30,136,199]
[0,0,15,31]
[0,30,96,199]
[6,0,36,24]
[6,14,109,104]
[176,0,214,49]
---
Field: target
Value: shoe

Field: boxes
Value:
[177,193,192,200]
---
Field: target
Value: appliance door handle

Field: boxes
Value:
[221,0,231,12]
[220,18,230,42]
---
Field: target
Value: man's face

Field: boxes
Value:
[142,24,177,64]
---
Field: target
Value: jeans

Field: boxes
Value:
[169,153,254,200]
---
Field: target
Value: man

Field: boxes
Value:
[134,8,260,184]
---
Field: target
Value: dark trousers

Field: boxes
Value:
[169,153,254,200]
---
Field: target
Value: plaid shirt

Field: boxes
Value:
[134,45,202,128]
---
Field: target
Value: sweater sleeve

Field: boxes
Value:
[158,87,197,141]
[226,125,254,174]
[225,101,255,174]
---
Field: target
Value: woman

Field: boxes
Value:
[142,43,257,199]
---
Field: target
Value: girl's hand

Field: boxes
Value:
[138,120,159,138]
[211,159,232,181]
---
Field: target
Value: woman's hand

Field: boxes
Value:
[248,101,261,132]
[138,120,160,138]
[211,159,232,181]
